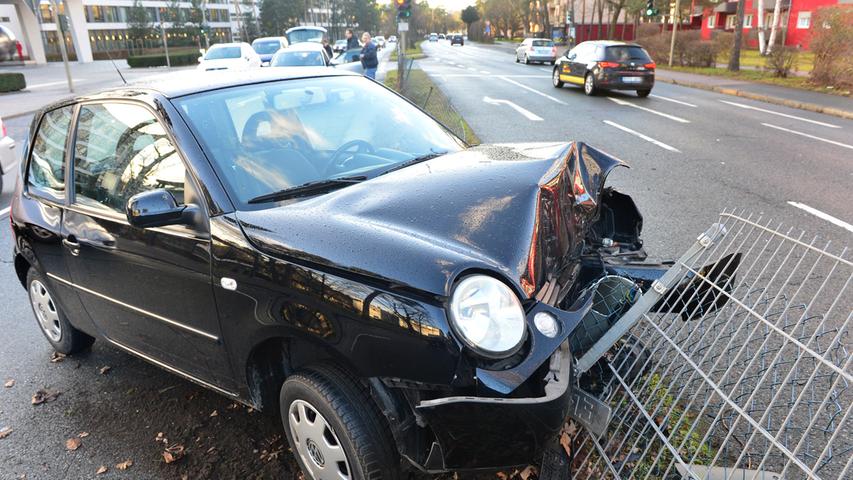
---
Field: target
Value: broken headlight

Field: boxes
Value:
[449,275,526,358]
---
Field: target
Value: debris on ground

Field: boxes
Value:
[162,443,186,464]
[65,437,82,451]
[0,427,12,439]
[49,352,65,363]
[3,379,13,388]
[115,459,133,470]
[31,388,60,405]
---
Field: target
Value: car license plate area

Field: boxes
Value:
[622,76,642,84]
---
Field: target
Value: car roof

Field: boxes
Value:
[253,37,286,43]
[580,40,641,47]
[62,68,359,101]
[281,42,325,52]
[208,42,247,49]
[286,26,327,33]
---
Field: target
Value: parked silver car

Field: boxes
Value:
[0,115,17,193]
[516,38,557,65]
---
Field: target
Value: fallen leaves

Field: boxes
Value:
[65,437,82,451]
[78,432,89,438]
[162,443,186,464]
[209,409,218,417]
[49,352,66,363]
[4,379,13,388]
[0,427,12,439]
[98,366,111,375]
[95,466,108,475]
[115,459,133,470]
[31,388,60,405]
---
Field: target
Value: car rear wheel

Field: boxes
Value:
[515,53,519,63]
[552,68,564,88]
[524,54,530,65]
[281,364,401,480]
[26,268,95,354]
[637,89,652,98]
[584,73,597,96]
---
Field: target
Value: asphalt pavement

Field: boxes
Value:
[0,41,850,479]
[417,40,852,259]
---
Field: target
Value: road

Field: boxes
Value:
[418,40,853,259]
[0,41,850,479]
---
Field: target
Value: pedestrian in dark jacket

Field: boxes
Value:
[345,29,359,51]
[360,32,378,79]
[321,37,333,60]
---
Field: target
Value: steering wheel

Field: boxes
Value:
[325,139,375,175]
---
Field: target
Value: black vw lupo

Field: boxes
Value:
[10,68,654,477]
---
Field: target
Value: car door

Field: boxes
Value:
[18,105,95,331]
[61,100,235,389]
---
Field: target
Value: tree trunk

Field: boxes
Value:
[757,0,766,54]
[610,6,622,40]
[581,0,587,42]
[727,0,746,71]
[766,0,783,53]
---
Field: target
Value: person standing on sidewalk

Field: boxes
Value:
[360,32,378,80]
[345,29,359,51]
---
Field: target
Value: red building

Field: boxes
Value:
[701,0,842,49]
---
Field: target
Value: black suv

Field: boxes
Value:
[11,68,664,477]
[553,40,655,97]
[450,35,464,46]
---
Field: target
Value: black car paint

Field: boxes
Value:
[10,74,645,472]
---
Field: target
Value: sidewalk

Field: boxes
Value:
[0,60,195,119]
[655,69,853,120]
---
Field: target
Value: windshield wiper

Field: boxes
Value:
[377,151,448,177]
[247,176,367,204]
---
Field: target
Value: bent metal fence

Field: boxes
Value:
[571,210,851,480]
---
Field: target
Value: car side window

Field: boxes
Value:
[73,102,186,214]
[28,106,74,198]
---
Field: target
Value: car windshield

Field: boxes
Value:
[253,41,281,55]
[175,76,464,207]
[532,40,554,47]
[287,29,325,44]
[605,46,652,62]
[272,51,325,67]
[205,46,241,60]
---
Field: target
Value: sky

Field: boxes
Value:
[378,0,476,13]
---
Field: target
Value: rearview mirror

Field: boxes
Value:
[126,189,196,229]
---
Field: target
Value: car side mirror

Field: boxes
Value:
[126,189,196,229]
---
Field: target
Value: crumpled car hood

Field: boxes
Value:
[236,142,625,300]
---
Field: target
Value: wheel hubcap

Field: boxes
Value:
[289,399,351,479]
[585,76,593,93]
[29,280,61,342]
[553,69,559,85]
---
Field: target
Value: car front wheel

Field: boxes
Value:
[281,364,401,480]
[584,73,597,96]
[27,268,94,354]
[553,68,564,88]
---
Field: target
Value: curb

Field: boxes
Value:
[655,76,853,121]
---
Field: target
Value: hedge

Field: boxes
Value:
[0,72,26,93]
[127,51,199,68]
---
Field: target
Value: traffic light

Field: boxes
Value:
[395,0,411,19]
[645,0,659,16]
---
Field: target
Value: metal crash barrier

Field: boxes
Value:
[571,210,851,479]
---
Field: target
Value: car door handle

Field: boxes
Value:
[62,236,80,256]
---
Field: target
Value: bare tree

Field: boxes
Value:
[727,0,746,71]
[757,0,766,54]
[766,0,783,54]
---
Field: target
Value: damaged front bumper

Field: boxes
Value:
[414,340,574,471]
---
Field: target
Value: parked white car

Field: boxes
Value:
[197,43,261,71]
[0,115,17,194]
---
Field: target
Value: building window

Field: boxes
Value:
[707,15,715,29]
[744,14,753,28]
[725,14,737,29]
[797,11,811,29]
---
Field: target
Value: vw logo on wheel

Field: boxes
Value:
[306,438,325,467]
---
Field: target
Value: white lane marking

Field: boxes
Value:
[439,74,549,78]
[762,123,853,150]
[480,70,491,74]
[483,96,543,121]
[608,97,690,123]
[650,94,697,108]
[27,79,86,89]
[0,206,10,218]
[468,67,477,71]
[787,201,853,234]
[497,76,567,105]
[603,120,680,152]
[720,100,841,128]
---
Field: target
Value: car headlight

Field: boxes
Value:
[449,275,526,357]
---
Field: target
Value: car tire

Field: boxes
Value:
[524,54,530,65]
[515,53,519,63]
[637,89,652,98]
[552,67,564,88]
[584,73,597,96]
[281,364,401,480]
[26,268,95,355]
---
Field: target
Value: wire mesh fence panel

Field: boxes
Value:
[572,210,851,480]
